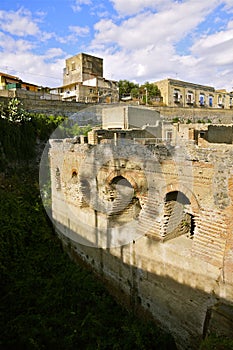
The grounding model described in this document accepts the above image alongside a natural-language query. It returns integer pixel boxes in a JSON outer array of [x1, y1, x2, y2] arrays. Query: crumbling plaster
[[49, 138, 233, 349]]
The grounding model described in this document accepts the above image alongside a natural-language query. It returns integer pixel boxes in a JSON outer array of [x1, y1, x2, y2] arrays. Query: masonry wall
[[0, 95, 89, 117], [1, 94, 233, 122], [155, 106, 233, 123], [49, 140, 233, 349]]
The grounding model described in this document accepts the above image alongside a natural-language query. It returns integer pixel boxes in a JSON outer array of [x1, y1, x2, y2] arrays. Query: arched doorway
[[108, 175, 142, 224], [162, 191, 196, 241]]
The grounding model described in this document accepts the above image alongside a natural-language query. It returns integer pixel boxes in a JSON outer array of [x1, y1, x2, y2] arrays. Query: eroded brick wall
[[49, 139, 233, 349]]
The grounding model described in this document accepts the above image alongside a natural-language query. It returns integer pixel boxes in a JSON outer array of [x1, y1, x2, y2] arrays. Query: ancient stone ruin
[[45, 107, 233, 349]]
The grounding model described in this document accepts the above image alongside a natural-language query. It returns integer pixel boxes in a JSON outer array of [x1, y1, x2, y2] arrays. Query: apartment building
[[0, 72, 40, 92], [155, 78, 233, 109], [51, 53, 119, 103]]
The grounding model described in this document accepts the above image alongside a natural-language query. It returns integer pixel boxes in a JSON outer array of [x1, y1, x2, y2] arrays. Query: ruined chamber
[[48, 137, 233, 349]]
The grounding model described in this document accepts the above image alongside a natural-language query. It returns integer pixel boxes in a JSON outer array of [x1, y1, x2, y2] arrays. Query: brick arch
[[71, 168, 78, 177], [105, 170, 148, 197], [164, 183, 200, 213]]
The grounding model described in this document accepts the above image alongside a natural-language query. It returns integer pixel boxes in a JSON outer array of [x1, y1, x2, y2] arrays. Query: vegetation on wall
[[1, 98, 231, 349], [0, 100, 176, 349], [0, 168, 176, 349], [0, 98, 65, 169], [55, 119, 92, 139], [200, 335, 233, 349]]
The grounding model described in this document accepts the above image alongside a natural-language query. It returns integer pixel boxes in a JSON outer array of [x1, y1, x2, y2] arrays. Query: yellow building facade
[[155, 78, 233, 109]]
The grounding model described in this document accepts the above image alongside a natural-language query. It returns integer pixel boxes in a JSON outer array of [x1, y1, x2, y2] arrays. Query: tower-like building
[[51, 53, 118, 103], [63, 53, 103, 86]]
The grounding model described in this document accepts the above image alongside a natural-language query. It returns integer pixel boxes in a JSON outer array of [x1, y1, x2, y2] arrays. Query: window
[[209, 96, 213, 107], [71, 62, 76, 70], [186, 91, 194, 104], [200, 131, 205, 138], [173, 89, 181, 103], [166, 131, 173, 141], [86, 61, 93, 69], [199, 93, 205, 106], [218, 95, 223, 106]]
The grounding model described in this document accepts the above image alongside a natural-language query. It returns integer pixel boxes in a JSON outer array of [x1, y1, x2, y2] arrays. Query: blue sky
[[0, 0, 233, 90]]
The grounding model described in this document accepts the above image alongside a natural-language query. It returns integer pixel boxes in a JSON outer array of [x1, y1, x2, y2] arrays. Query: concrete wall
[[208, 125, 233, 144], [128, 106, 160, 128], [102, 106, 127, 129], [63, 53, 103, 86], [102, 106, 160, 129]]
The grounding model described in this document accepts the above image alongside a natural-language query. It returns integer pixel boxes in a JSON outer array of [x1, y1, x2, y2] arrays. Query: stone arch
[[105, 169, 148, 199], [71, 168, 78, 183], [164, 183, 200, 214], [105, 174, 142, 222], [71, 168, 78, 177], [161, 184, 200, 241], [110, 175, 133, 189]]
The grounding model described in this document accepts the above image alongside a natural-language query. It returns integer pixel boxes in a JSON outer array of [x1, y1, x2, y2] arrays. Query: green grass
[[0, 168, 176, 350], [200, 335, 233, 350]]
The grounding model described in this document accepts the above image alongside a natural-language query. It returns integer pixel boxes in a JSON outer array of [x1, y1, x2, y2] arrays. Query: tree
[[0, 98, 31, 123], [139, 82, 161, 104], [118, 80, 139, 98], [118, 80, 161, 104]]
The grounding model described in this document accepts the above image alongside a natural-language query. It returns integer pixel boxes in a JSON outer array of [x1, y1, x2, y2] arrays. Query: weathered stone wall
[[21, 98, 89, 116], [155, 106, 233, 124], [1, 94, 233, 123], [48, 138, 233, 349], [0, 95, 89, 117]]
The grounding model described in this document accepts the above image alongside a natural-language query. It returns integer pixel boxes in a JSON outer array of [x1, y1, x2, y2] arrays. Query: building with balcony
[[154, 78, 233, 109], [0, 72, 40, 92], [50, 53, 119, 103]]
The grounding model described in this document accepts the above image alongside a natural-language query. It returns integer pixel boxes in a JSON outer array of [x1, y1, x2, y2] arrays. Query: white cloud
[[0, 50, 63, 87], [0, 8, 39, 36], [0, 32, 35, 52], [69, 25, 90, 36], [72, 0, 92, 12], [40, 31, 56, 42], [0, 0, 232, 92], [222, 0, 233, 13], [109, 0, 172, 16], [44, 48, 65, 59], [56, 25, 90, 44], [90, 0, 233, 91], [0, 7, 65, 87], [227, 20, 233, 29], [190, 23, 233, 66], [94, 0, 220, 50]]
